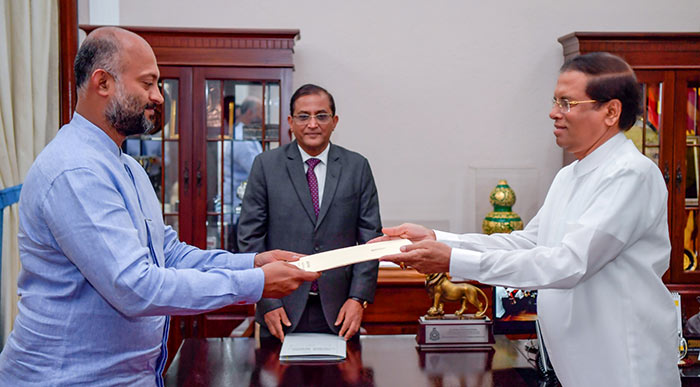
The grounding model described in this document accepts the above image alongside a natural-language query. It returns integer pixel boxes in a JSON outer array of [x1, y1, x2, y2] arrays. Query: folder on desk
[[279, 333, 346, 362]]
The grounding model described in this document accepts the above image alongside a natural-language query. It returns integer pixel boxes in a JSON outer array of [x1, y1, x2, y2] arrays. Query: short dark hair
[[560, 52, 642, 131], [289, 84, 336, 116], [74, 33, 121, 92]]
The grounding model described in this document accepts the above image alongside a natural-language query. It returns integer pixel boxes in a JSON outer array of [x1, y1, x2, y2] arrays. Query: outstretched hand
[[254, 249, 304, 267], [261, 262, 319, 298], [367, 223, 437, 244], [379, 240, 451, 274]]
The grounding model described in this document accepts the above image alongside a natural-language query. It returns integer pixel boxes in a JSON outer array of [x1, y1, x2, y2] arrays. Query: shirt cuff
[[448, 247, 482, 281], [434, 229, 454, 242], [237, 252, 257, 269], [246, 267, 265, 302]]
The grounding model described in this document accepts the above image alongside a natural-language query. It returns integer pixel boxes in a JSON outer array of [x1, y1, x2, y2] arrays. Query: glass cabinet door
[[625, 79, 664, 166], [675, 71, 700, 282], [195, 67, 283, 252]]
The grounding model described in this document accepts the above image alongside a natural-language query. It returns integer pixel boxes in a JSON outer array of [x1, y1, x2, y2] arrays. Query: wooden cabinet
[[80, 25, 299, 367], [558, 32, 700, 329]]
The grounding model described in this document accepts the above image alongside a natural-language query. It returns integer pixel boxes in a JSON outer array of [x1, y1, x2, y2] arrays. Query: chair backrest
[[0, 184, 22, 277]]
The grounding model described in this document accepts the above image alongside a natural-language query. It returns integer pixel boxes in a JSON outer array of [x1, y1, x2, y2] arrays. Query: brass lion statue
[[425, 272, 488, 318]]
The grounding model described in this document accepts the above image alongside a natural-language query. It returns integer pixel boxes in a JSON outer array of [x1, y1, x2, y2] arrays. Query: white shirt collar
[[297, 143, 330, 165], [573, 131, 627, 177]]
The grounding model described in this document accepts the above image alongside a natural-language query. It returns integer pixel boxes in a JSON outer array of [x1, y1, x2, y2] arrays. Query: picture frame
[[492, 286, 537, 334]]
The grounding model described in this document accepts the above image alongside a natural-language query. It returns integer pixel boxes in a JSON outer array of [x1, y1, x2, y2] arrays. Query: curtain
[[0, 0, 59, 346]]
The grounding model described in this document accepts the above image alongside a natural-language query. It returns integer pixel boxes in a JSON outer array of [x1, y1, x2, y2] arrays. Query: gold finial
[[482, 180, 523, 235]]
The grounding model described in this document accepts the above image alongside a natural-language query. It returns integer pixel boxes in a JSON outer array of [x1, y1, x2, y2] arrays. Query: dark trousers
[[294, 294, 333, 334]]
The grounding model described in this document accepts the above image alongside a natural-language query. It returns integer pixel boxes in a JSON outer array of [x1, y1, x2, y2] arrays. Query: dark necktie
[[306, 158, 321, 217], [306, 158, 321, 293]]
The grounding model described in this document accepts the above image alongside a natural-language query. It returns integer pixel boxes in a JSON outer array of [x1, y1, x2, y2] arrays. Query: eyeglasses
[[292, 113, 333, 124], [551, 97, 597, 113]]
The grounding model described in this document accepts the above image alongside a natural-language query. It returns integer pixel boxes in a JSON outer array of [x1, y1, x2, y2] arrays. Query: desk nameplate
[[416, 315, 494, 349]]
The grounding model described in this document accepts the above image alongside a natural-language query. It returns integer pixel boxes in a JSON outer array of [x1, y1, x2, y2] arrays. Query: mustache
[[144, 103, 157, 110]]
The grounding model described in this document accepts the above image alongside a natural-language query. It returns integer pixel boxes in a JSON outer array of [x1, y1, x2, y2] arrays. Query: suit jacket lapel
[[285, 143, 317, 225], [316, 143, 341, 230]]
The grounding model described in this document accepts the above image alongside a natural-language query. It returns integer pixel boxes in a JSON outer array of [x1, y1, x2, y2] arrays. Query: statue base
[[416, 314, 494, 350]]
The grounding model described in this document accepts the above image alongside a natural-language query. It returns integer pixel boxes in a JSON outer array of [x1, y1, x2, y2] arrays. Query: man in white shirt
[[377, 52, 681, 387]]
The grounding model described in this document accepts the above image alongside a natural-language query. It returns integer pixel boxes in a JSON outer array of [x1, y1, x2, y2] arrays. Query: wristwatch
[[349, 296, 368, 309]]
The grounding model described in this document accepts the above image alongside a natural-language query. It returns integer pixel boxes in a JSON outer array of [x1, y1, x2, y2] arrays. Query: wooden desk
[[164, 335, 548, 386]]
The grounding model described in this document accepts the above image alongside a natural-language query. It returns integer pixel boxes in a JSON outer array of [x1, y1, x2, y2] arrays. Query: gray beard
[[105, 90, 154, 137]]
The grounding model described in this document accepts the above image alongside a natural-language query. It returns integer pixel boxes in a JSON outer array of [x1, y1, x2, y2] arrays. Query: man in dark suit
[[238, 84, 381, 341]]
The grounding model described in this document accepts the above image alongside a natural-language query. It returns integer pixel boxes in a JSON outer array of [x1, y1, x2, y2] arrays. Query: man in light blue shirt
[[0, 27, 318, 386]]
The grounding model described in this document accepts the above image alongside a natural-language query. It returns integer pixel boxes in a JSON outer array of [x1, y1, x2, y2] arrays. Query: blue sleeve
[[162, 225, 256, 271], [42, 168, 264, 317]]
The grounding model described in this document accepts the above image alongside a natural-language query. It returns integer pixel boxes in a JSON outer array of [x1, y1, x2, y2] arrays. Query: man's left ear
[[604, 99, 622, 127]]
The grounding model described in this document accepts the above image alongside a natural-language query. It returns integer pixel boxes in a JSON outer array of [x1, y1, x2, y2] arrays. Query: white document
[[291, 239, 411, 272], [279, 333, 347, 362]]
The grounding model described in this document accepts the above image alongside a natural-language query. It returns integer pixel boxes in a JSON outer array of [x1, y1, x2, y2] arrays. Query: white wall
[[97, 0, 700, 233]]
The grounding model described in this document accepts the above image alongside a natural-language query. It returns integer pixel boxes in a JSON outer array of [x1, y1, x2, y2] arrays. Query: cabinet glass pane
[[206, 140, 222, 214], [684, 82, 700, 273], [203, 80, 274, 251], [163, 141, 179, 214], [206, 215, 220, 250], [683, 210, 700, 272], [164, 214, 179, 234], [163, 79, 179, 140], [686, 84, 700, 136], [123, 138, 162, 200], [686, 83, 700, 208], [265, 83, 280, 143], [625, 82, 662, 165], [162, 79, 180, 234], [206, 80, 222, 140]]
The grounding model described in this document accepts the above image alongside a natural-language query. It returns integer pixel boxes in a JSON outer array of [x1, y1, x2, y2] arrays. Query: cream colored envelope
[[291, 239, 412, 272]]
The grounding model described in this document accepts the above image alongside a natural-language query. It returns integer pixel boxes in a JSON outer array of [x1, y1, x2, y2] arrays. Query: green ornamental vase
[[482, 180, 523, 235]]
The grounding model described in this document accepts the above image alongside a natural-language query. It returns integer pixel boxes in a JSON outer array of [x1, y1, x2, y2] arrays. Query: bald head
[[74, 27, 152, 95]]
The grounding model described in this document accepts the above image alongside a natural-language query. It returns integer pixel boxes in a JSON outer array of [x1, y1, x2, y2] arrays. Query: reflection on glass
[[202, 80, 281, 251], [122, 137, 163, 199], [626, 83, 662, 154], [207, 140, 222, 213], [687, 84, 700, 136], [646, 83, 661, 145], [206, 80, 222, 138], [684, 210, 699, 272], [683, 82, 700, 272], [219, 82, 267, 251], [206, 215, 220, 250], [164, 215, 179, 235], [234, 83, 264, 141], [643, 147, 660, 166], [163, 79, 179, 139], [265, 83, 280, 141], [688, 137, 700, 206], [163, 141, 179, 213]]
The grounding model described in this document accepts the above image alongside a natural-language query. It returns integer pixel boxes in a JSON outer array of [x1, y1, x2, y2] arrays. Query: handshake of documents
[[290, 239, 411, 272]]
